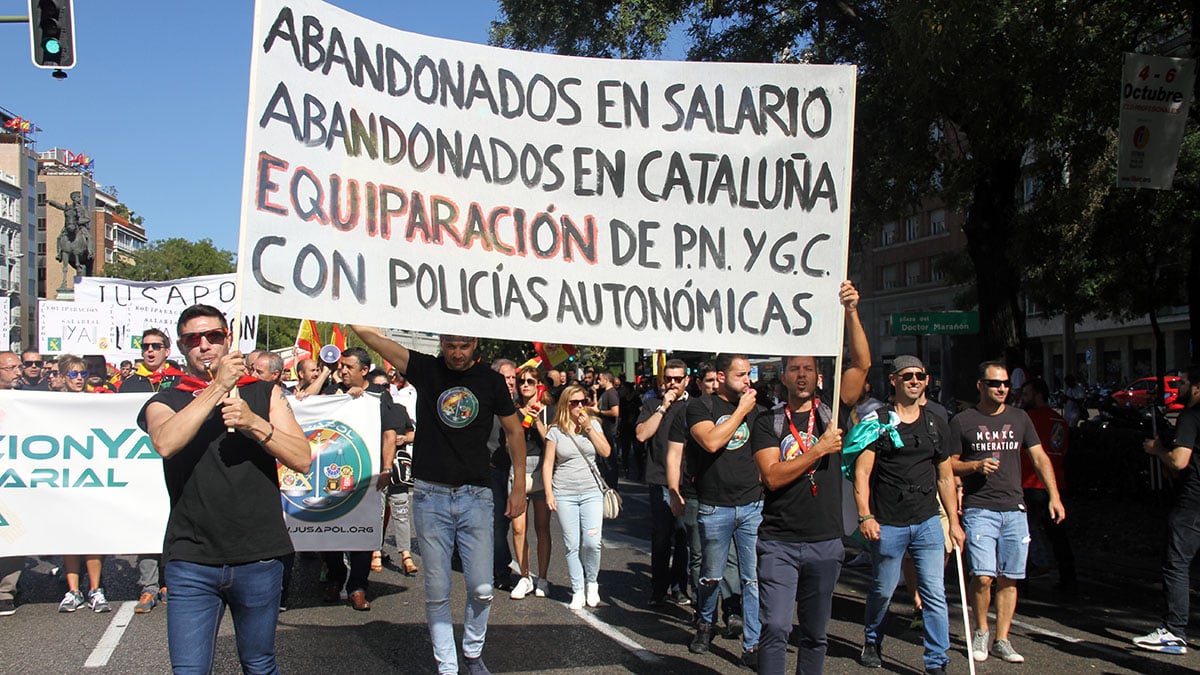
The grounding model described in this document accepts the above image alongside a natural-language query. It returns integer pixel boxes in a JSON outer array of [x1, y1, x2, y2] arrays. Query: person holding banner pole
[[139, 304, 310, 674], [750, 280, 869, 675], [350, 326, 526, 675]]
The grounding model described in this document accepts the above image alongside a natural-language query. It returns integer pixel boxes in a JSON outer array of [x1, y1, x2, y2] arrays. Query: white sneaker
[[510, 576, 534, 600], [568, 591, 586, 609], [971, 629, 990, 662], [991, 639, 1024, 663], [586, 582, 600, 607], [535, 578, 548, 598], [1133, 626, 1188, 655]]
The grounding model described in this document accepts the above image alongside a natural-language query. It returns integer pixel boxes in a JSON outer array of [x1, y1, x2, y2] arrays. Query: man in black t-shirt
[[636, 359, 691, 607], [674, 353, 762, 667], [1135, 365, 1200, 656], [950, 360, 1064, 665], [351, 326, 526, 675], [853, 355, 963, 673], [595, 371, 621, 487], [751, 280, 869, 675], [139, 304, 310, 673]]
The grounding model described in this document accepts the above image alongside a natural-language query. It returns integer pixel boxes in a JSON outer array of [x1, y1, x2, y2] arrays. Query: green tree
[[492, 0, 1193, 358], [103, 238, 234, 281]]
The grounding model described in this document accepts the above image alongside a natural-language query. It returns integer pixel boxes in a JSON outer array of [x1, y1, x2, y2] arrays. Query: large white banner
[[1118, 53, 1196, 190], [0, 390, 383, 556], [236, 0, 856, 355], [0, 391, 165, 555], [282, 393, 383, 551], [46, 274, 260, 361]]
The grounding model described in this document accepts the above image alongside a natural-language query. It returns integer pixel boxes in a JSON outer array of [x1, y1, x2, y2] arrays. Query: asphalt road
[[2, 479, 1198, 674]]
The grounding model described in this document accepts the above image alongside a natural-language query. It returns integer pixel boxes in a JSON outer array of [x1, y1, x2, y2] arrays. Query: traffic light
[[28, 0, 76, 70]]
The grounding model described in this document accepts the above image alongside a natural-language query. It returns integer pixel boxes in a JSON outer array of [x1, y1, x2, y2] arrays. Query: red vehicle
[[1111, 376, 1182, 410]]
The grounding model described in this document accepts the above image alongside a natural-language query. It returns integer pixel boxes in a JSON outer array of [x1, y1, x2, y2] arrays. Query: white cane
[[954, 545, 977, 675]]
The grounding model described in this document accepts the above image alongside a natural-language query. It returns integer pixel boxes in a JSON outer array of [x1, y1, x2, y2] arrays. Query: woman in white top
[[542, 384, 611, 609]]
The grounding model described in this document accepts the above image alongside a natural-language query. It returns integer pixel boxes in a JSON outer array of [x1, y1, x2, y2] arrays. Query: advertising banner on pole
[[1118, 53, 1196, 190], [236, 0, 856, 356]]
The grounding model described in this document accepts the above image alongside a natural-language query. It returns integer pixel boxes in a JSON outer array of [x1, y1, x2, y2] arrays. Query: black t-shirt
[[680, 393, 761, 507], [667, 399, 699, 499], [950, 406, 1042, 511], [752, 404, 845, 543], [867, 408, 951, 526], [1172, 407, 1200, 510], [137, 381, 293, 564], [406, 351, 516, 487], [638, 394, 688, 487], [599, 387, 620, 439], [523, 403, 555, 460]]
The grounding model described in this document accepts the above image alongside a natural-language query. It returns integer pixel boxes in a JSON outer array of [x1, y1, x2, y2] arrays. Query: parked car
[[1111, 376, 1182, 410]]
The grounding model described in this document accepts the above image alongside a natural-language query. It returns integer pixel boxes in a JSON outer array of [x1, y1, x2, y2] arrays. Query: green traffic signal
[[44, 38, 61, 55]]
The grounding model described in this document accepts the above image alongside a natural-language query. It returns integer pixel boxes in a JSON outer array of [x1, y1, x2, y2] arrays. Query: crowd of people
[[0, 287, 1198, 675]]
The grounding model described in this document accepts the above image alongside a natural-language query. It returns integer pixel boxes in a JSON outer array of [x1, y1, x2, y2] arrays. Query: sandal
[[370, 551, 383, 572], [401, 553, 419, 576]]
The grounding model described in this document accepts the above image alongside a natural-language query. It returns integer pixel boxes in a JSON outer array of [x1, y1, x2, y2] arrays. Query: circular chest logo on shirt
[[278, 419, 371, 522], [716, 414, 750, 451], [438, 386, 480, 428], [780, 432, 814, 461], [1049, 421, 1067, 452]]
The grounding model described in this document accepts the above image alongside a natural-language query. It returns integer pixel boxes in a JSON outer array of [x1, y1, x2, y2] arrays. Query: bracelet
[[857, 514, 876, 524], [261, 423, 275, 444], [655, 405, 666, 414], [381, 468, 393, 474]]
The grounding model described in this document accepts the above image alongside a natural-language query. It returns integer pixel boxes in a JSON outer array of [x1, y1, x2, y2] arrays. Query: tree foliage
[[492, 0, 1196, 358], [102, 238, 234, 281]]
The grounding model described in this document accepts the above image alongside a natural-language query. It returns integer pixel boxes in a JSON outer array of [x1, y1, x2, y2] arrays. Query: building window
[[881, 222, 897, 246], [930, 209, 946, 235], [37, 218, 46, 232], [931, 256, 945, 282], [882, 265, 898, 289], [906, 260, 922, 286], [904, 216, 920, 241], [36, 242, 45, 255], [36, 194, 46, 205]]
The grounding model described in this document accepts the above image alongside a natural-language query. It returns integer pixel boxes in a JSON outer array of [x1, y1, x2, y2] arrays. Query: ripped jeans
[[413, 480, 494, 674], [554, 491, 604, 594], [697, 500, 762, 650]]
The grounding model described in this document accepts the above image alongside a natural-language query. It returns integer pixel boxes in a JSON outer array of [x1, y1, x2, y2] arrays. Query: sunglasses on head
[[179, 329, 229, 351], [142, 342, 166, 352], [66, 370, 88, 379], [898, 371, 928, 382], [982, 379, 1011, 389]]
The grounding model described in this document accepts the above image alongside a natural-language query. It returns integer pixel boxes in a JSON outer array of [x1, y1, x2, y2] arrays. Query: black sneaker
[[925, 666, 947, 675], [740, 646, 758, 670], [689, 623, 714, 654], [859, 641, 882, 668], [723, 614, 744, 639], [463, 655, 491, 675], [0, 598, 14, 616]]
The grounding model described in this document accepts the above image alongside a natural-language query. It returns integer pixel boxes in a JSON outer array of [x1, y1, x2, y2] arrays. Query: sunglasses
[[66, 370, 88, 379], [898, 371, 928, 382], [664, 375, 685, 384], [568, 399, 587, 407], [519, 378, 540, 385], [982, 379, 1011, 389], [142, 342, 167, 352], [22, 360, 42, 367], [179, 329, 229, 351]]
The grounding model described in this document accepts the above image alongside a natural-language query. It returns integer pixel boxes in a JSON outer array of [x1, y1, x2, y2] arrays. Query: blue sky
[[0, 0, 526, 253]]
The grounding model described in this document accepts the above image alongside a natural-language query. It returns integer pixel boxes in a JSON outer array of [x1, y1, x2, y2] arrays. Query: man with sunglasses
[[349, 326, 526, 675], [138, 304, 311, 673], [854, 356, 963, 674], [636, 360, 691, 608], [950, 360, 1064, 665], [16, 350, 49, 391], [119, 329, 183, 394]]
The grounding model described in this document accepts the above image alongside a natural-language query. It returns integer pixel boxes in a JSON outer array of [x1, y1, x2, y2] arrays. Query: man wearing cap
[[854, 355, 963, 674], [950, 360, 1064, 664]]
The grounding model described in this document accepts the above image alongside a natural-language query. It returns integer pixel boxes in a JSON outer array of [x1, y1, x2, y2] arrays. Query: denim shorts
[[963, 507, 1029, 579]]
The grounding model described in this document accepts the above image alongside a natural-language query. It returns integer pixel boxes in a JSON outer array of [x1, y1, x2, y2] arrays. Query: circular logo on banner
[[279, 419, 372, 522], [1132, 126, 1150, 149], [716, 414, 750, 450], [438, 386, 480, 428]]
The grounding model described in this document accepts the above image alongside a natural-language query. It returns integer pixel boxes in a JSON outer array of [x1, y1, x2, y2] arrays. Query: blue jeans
[[554, 491, 604, 593], [863, 516, 950, 670], [964, 507, 1029, 579], [758, 538, 842, 675], [697, 500, 762, 650], [413, 480, 494, 674], [1163, 507, 1200, 639], [163, 558, 284, 675]]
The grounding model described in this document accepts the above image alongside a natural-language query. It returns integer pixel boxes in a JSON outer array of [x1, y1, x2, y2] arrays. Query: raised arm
[[349, 325, 411, 374], [839, 280, 870, 406]]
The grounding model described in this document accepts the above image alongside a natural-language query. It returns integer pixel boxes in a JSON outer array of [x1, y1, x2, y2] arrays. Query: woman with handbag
[[509, 366, 556, 599], [543, 384, 612, 609]]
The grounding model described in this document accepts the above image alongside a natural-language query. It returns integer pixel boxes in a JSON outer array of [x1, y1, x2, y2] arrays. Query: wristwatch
[[381, 469, 393, 474], [857, 514, 876, 524]]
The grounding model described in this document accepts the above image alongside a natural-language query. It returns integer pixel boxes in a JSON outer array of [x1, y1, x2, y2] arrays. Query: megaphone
[[319, 344, 342, 365]]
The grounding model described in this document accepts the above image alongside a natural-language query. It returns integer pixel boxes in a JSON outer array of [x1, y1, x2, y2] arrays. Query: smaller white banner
[[1118, 53, 1196, 189]]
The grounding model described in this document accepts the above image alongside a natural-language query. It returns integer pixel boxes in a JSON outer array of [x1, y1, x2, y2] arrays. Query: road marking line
[[1003, 614, 1082, 644], [572, 606, 663, 664], [84, 601, 137, 668]]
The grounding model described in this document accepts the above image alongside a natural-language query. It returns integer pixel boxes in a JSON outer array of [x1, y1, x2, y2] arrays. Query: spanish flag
[[295, 320, 321, 360], [533, 342, 577, 367], [331, 324, 348, 352]]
